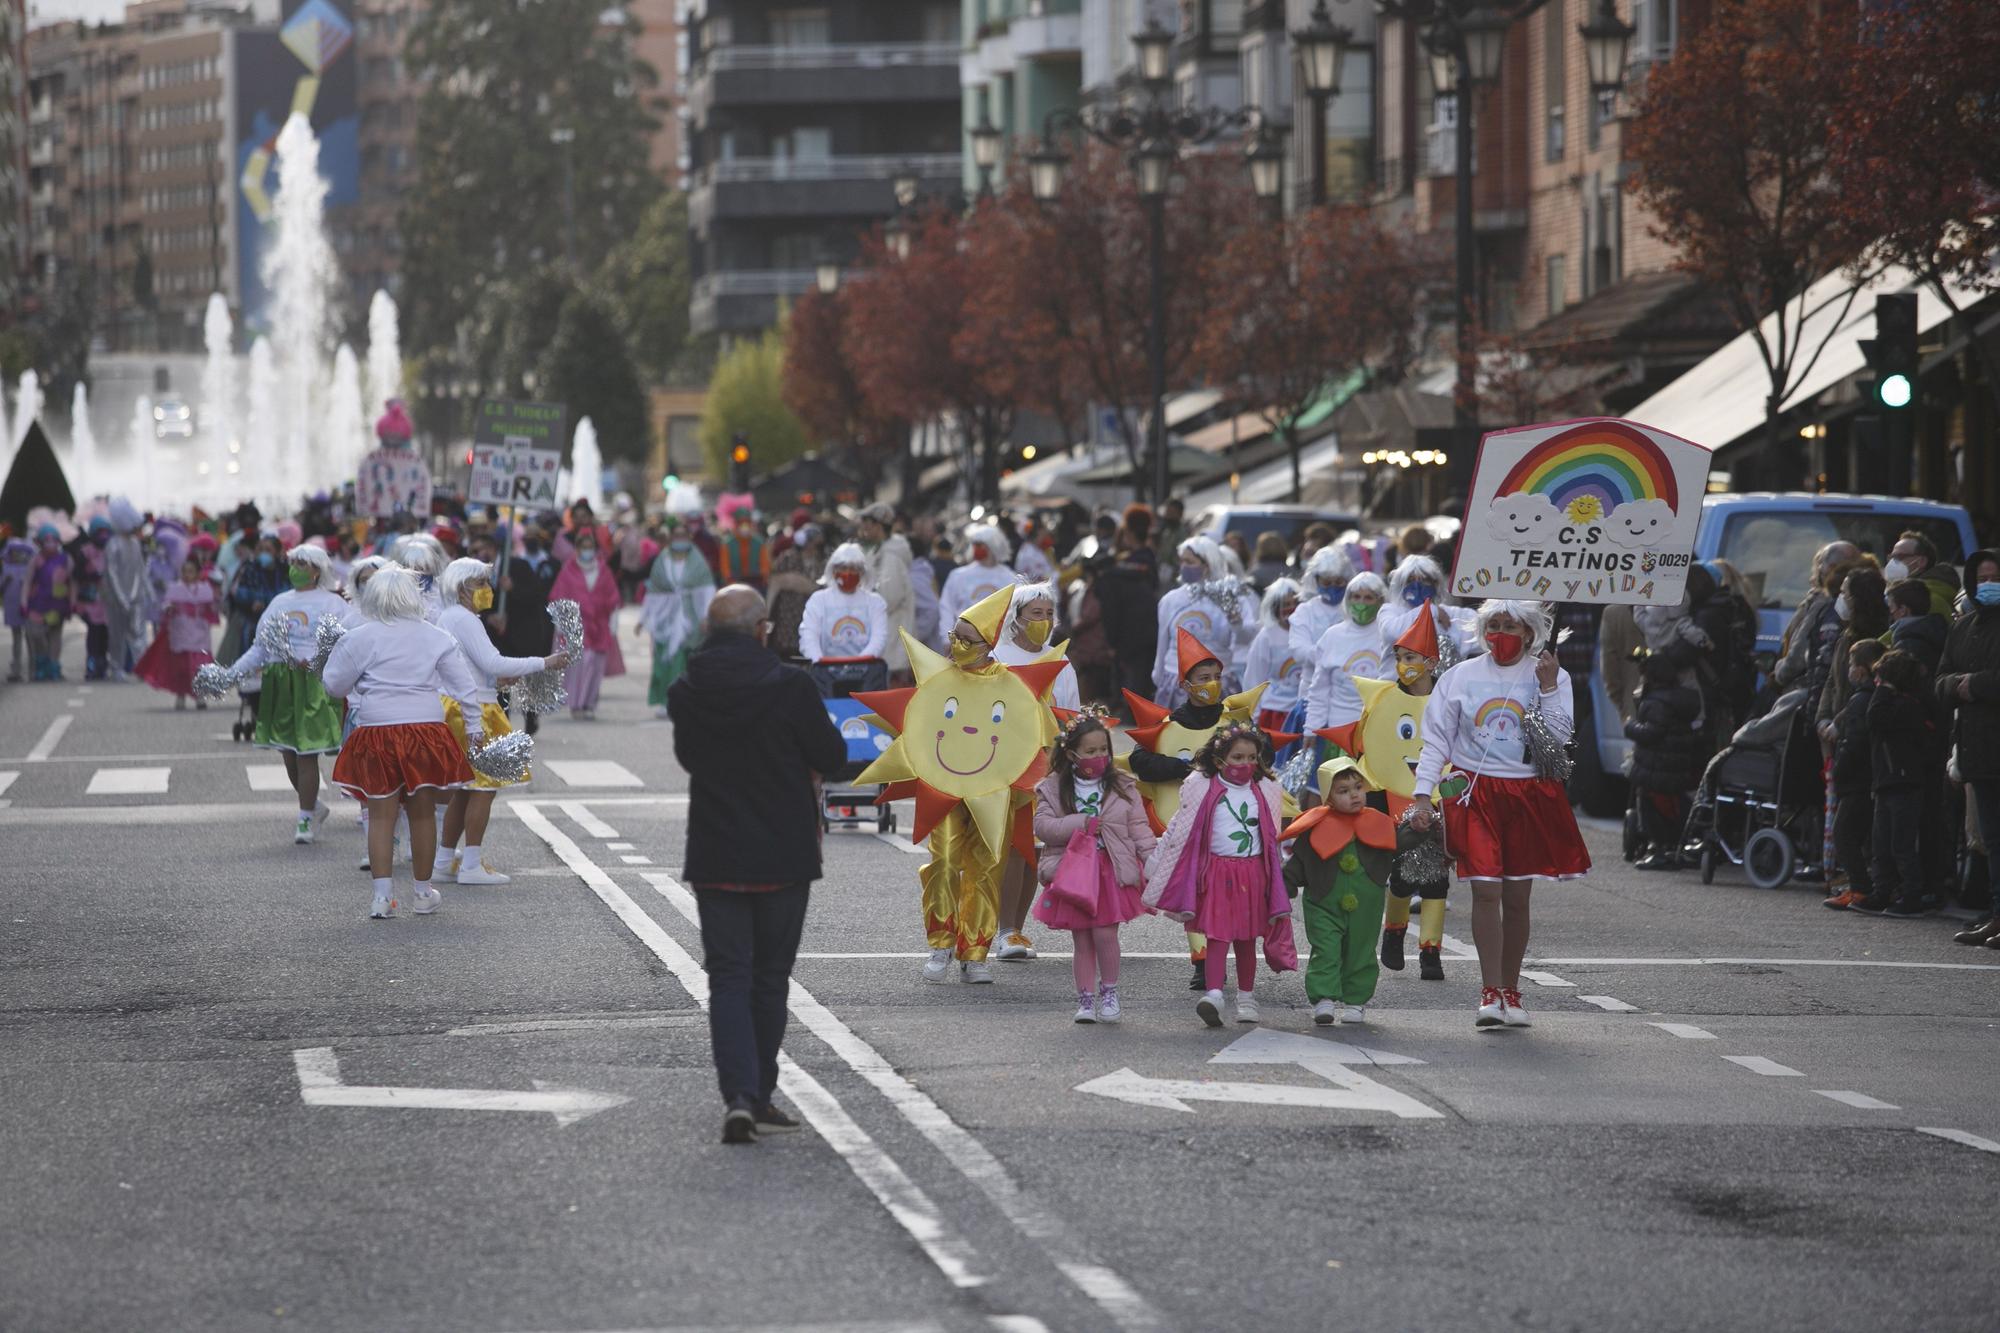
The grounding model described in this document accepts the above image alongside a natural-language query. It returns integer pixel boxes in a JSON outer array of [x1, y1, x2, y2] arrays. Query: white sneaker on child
[[921, 948, 954, 983], [411, 884, 442, 915], [1196, 989, 1226, 1028], [1073, 992, 1096, 1024], [456, 864, 511, 886], [369, 892, 397, 919], [1234, 990, 1260, 1024], [1342, 1005, 1367, 1024], [432, 855, 459, 884], [1095, 986, 1121, 1023], [960, 961, 993, 984], [1313, 999, 1340, 1026], [294, 815, 315, 845]]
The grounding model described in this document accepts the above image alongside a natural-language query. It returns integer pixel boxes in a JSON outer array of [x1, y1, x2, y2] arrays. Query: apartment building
[[959, 0, 1081, 198], [684, 0, 963, 336], [1, 0, 24, 315]]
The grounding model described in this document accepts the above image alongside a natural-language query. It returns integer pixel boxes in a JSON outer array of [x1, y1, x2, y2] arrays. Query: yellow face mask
[[1022, 619, 1053, 648], [1395, 660, 1429, 688], [1186, 678, 1222, 706], [950, 635, 989, 668], [471, 586, 495, 612]]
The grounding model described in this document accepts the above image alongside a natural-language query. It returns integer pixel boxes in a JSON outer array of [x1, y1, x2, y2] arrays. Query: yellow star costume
[[855, 586, 1066, 962]]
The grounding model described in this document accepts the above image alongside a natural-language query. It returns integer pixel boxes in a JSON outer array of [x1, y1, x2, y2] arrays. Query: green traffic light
[[1879, 373, 1913, 409], [662, 474, 679, 491]]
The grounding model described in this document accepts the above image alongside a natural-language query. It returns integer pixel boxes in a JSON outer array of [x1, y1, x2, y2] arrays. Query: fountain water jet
[[568, 417, 603, 513], [245, 339, 277, 504], [70, 382, 97, 495], [129, 394, 155, 510], [15, 369, 42, 447], [264, 113, 338, 502], [366, 290, 402, 416], [327, 345, 367, 486], [200, 293, 238, 507]]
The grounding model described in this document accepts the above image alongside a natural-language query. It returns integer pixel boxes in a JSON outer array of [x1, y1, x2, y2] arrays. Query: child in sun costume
[[1282, 755, 1396, 1025], [854, 584, 1069, 985]]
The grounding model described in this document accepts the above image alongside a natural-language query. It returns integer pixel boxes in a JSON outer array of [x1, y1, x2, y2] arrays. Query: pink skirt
[[1195, 854, 1276, 943], [1032, 848, 1146, 933]]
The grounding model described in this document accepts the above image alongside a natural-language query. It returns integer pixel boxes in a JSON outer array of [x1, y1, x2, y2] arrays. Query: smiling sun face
[[1319, 676, 1448, 813]]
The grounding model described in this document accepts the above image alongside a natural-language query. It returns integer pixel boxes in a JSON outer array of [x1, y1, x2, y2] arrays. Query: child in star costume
[[1369, 607, 1453, 981], [1143, 721, 1294, 1028], [1033, 707, 1155, 1024], [1282, 755, 1396, 1025]]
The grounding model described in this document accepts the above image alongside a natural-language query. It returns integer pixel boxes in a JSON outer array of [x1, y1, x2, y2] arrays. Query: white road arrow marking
[[291, 1047, 628, 1127], [1075, 1030, 1443, 1119]]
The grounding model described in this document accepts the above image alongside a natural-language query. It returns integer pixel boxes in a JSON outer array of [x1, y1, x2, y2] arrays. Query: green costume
[[1283, 804, 1396, 1006], [642, 544, 714, 708]]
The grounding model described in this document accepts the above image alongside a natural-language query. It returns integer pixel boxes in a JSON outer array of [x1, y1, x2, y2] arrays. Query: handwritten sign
[[356, 447, 432, 519], [469, 399, 567, 511]]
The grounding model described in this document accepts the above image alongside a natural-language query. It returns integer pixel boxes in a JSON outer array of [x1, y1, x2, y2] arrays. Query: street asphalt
[[3, 612, 1997, 1333]]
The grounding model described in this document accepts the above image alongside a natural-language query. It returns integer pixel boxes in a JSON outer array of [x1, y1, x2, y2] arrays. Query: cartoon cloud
[[1605, 497, 1675, 548], [1487, 492, 1561, 546]]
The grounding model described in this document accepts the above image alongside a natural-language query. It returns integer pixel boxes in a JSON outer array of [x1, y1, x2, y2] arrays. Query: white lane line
[[632, 870, 1164, 1331], [1523, 956, 2000, 971], [541, 759, 645, 788], [606, 841, 636, 851], [990, 1318, 1053, 1333], [512, 794, 688, 808], [446, 1015, 699, 1037], [1815, 1090, 1899, 1110], [1648, 1022, 1717, 1040], [512, 803, 988, 1293], [65, 698, 84, 708], [558, 800, 620, 840], [1520, 970, 1575, 988], [24, 715, 72, 761], [874, 831, 929, 856], [0, 801, 298, 826], [1436, 932, 1480, 961], [246, 765, 294, 792], [1722, 1055, 1802, 1077], [1576, 995, 1638, 1012], [619, 854, 653, 865], [76, 685, 93, 694], [1917, 1127, 2000, 1154], [84, 766, 171, 796], [0, 772, 18, 798]]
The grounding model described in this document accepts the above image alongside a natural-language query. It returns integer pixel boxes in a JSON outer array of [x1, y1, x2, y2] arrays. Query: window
[[769, 7, 831, 47], [1546, 253, 1567, 316], [921, 4, 959, 45], [1543, 0, 1566, 162], [773, 126, 831, 162], [1630, 0, 1677, 66], [666, 416, 703, 474]]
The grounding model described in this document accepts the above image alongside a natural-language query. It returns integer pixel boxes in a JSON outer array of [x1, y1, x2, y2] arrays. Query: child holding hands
[[1283, 756, 1396, 1025]]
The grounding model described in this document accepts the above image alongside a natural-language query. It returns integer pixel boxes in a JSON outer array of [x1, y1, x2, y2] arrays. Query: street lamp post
[[1291, 1, 1352, 206], [1029, 19, 1286, 508], [970, 113, 1005, 198]]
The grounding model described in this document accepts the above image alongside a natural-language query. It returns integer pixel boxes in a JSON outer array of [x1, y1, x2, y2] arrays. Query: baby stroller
[[1681, 688, 1822, 889], [811, 657, 896, 834]]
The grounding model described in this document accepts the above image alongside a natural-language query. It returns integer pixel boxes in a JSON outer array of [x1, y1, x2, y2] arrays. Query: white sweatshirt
[[938, 561, 1019, 636], [233, 589, 353, 673], [437, 604, 548, 704], [1243, 622, 1304, 715], [798, 586, 890, 662], [1303, 616, 1389, 731], [1413, 653, 1574, 796], [991, 636, 1080, 711], [323, 617, 485, 732], [1288, 595, 1347, 700], [1150, 584, 1246, 700]]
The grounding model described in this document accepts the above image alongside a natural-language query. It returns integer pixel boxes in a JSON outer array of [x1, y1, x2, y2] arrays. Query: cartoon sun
[[853, 631, 1068, 859], [1317, 676, 1449, 817], [1564, 493, 1606, 525], [1120, 683, 1299, 831]]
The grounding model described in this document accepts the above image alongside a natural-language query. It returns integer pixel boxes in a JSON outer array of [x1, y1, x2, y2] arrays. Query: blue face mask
[[669, 539, 692, 554], [1976, 582, 2000, 607], [256, 552, 275, 568], [1179, 564, 1204, 585], [1402, 583, 1434, 607], [1319, 584, 1346, 606]]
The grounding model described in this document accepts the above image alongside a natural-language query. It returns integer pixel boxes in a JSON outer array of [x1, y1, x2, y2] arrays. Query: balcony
[[690, 269, 820, 335], [688, 152, 961, 229], [687, 43, 959, 118]]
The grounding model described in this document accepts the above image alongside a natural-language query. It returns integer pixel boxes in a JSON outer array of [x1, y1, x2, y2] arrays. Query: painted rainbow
[[1494, 421, 1679, 513], [1473, 697, 1524, 727]]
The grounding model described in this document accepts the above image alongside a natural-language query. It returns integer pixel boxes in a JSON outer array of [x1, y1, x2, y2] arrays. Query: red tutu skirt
[[1195, 854, 1277, 943], [1032, 848, 1147, 933], [1441, 773, 1591, 882], [133, 634, 209, 697], [331, 722, 473, 800]]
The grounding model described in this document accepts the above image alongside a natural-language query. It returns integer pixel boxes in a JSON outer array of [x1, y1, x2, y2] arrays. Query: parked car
[[1573, 491, 1977, 818], [153, 398, 195, 441], [1188, 503, 1362, 554]]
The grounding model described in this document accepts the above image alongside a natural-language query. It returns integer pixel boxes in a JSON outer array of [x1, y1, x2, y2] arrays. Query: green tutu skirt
[[648, 639, 693, 708], [255, 663, 343, 755]]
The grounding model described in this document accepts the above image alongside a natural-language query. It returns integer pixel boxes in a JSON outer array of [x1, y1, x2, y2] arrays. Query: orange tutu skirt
[[331, 721, 473, 800]]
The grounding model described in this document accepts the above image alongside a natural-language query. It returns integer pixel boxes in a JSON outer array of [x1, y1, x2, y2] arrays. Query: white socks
[[372, 876, 392, 898], [461, 845, 483, 872]]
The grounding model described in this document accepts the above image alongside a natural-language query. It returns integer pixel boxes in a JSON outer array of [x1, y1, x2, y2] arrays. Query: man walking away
[[668, 585, 847, 1144]]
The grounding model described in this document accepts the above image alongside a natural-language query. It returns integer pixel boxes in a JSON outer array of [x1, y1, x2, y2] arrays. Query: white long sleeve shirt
[[1287, 595, 1347, 701], [1413, 654, 1574, 796], [991, 636, 1081, 711], [938, 561, 1019, 637], [1244, 623, 1304, 715], [322, 617, 484, 731], [233, 589, 352, 673], [437, 604, 547, 704], [798, 586, 891, 662], [1303, 617, 1389, 731], [1150, 585, 1246, 700]]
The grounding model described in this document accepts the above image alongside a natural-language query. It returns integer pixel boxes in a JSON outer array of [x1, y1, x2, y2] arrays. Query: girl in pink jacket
[[1033, 708, 1156, 1024]]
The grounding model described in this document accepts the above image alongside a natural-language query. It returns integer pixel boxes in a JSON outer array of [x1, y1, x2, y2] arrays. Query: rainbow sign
[[1494, 420, 1679, 514], [1473, 697, 1525, 730]]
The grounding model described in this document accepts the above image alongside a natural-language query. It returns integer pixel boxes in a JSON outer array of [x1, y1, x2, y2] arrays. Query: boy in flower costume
[[1282, 755, 1396, 1026]]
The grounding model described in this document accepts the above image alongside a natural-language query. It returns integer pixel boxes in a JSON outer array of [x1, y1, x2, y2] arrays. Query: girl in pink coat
[[1143, 722, 1292, 1028], [1033, 708, 1157, 1024]]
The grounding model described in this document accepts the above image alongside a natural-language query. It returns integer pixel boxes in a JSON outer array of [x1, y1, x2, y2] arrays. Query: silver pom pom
[[1522, 702, 1574, 784], [1277, 744, 1320, 798], [256, 612, 292, 664], [468, 729, 534, 783], [1436, 615, 1462, 672], [192, 661, 240, 700], [1394, 804, 1451, 888], [548, 598, 584, 652], [511, 667, 568, 714], [309, 613, 347, 674]]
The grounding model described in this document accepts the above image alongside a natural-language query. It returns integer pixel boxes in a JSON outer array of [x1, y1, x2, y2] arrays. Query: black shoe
[[1381, 927, 1407, 972], [1954, 918, 1999, 944], [1635, 852, 1678, 871], [1189, 960, 1206, 991], [721, 1106, 758, 1145], [1885, 898, 1925, 917], [1851, 895, 1892, 915], [753, 1104, 801, 1134], [1418, 945, 1445, 981], [524, 711, 540, 736]]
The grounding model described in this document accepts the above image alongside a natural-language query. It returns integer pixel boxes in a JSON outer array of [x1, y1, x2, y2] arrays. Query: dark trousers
[[1869, 786, 1923, 903], [1633, 785, 1687, 850], [1919, 766, 1952, 904], [1832, 791, 1873, 897], [694, 883, 810, 1110], [1967, 780, 2000, 909]]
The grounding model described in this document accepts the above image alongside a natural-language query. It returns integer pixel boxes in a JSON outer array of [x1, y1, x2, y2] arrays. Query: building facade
[[959, 0, 1081, 197], [351, 0, 420, 308], [684, 0, 963, 336]]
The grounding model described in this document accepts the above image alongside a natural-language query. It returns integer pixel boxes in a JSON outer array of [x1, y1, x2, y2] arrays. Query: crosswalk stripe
[[246, 765, 294, 792], [542, 760, 645, 789], [85, 767, 172, 796], [0, 772, 18, 798]]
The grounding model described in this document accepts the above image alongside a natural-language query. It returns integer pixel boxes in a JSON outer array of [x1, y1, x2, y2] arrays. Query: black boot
[[1418, 945, 1445, 980], [1381, 926, 1407, 972], [1189, 959, 1206, 991]]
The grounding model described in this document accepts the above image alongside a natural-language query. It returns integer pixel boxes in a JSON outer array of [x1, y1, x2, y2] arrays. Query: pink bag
[[1263, 913, 1299, 973], [1045, 828, 1103, 916]]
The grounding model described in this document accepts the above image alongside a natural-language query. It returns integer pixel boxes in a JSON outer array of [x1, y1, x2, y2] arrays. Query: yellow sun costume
[[855, 586, 1067, 962]]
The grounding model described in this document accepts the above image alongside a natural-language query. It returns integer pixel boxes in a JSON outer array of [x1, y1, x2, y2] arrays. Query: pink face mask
[[1222, 761, 1257, 786], [1073, 754, 1110, 780]]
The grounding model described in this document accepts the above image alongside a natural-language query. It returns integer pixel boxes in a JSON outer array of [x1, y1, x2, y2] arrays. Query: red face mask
[[834, 570, 861, 593], [1485, 631, 1525, 665], [971, 544, 991, 562]]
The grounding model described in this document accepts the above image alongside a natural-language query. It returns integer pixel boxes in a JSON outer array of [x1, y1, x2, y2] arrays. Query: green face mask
[[288, 566, 314, 590], [1347, 600, 1380, 626]]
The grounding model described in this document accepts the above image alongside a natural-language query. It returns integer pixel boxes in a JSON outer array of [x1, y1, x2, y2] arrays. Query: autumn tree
[[1196, 206, 1430, 501], [1625, 0, 1864, 475], [699, 323, 810, 480], [782, 287, 905, 481]]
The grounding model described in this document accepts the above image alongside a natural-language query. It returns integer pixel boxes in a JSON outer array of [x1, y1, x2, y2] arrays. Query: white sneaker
[[921, 947, 954, 983], [1313, 999, 1341, 1026], [411, 884, 442, 915], [431, 855, 459, 884], [455, 864, 511, 886], [1235, 990, 1260, 1024], [960, 961, 994, 984], [1073, 992, 1097, 1024], [369, 892, 397, 919], [294, 815, 315, 845], [1477, 987, 1507, 1029], [1342, 1005, 1367, 1024], [1501, 988, 1531, 1027], [1095, 986, 1121, 1023], [356, 849, 373, 871], [1196, 989, 1226, 1028], [653, 705, 669, 719], [993, 932, 1036, 961]]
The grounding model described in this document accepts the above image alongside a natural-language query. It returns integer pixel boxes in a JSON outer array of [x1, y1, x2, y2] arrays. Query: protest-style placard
[[468, 400, 567, 510], [1449, 417, 1713, 607], [356, 447, 432, 519]]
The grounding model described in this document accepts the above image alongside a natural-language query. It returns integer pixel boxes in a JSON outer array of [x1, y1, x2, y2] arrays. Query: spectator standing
[[858, 503, 917, 675], [1886, 580, 1947, 676], [1249, 532, 1290, 593], [494, 525, 557, 735], [1623, 653, 1705, 869], [1884, 530, 1959, 618], [1774, 541, 1860, 690], [1857, 648, 1937, 916], [1940, 548, 2000, 945], [1815, 567, 1889, 753], [1824, 639, 1886, 910], [1152, 498, 1189, 575], [668, 586, 848, 1144]]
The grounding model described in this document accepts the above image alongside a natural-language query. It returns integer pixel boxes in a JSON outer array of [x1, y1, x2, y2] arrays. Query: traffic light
[[728, 433, 752, 491], [1858, 292, 1918, 411]]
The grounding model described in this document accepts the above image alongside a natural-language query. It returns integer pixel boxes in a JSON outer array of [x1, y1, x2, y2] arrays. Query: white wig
[[1388, 554, 1444, 597], [1303, 543, 1356, 591], [286, 542, 338, 590], [1175, 534, 1225, 577], [1475, 599, 1555, 653], [398, 533, 448, 578], [360, 565, 427, 623], [820, 541, 869, 588], [1347, 571, 1388, 603], [963, 523, 1006, 559], [438, 556, 493, 608], [999, 580, 1058, 647], [1260, 577, 1302, 629], [346, 554, 389, 594]]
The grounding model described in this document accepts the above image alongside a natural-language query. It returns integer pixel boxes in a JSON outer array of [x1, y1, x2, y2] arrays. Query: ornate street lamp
[[816, 262, 841, 295], [1132, 18, 1174, 88], [970, 112, 1004, 196], [1292, 0, 1353, 205], [892, 168, 921, 210], [1580, 0, 1637, 94], [1028, 143, 1068, 202], [1246, 126, 1287, 205], [1459, 7, 1511, 85]]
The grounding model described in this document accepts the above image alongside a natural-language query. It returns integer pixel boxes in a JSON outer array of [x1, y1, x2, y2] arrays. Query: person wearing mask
[[1013, 517, 1056, 583], [1098, 509, 1161, 705], [1855, 648, 1939, 917], [1774, 541, 1860, 690], [1815, 567, 1889, 758], [858, 503, 918, 675], [1883, 531, 1959, 618], [1289, 544, 1356, 706], [989, 583, 1084, 964], [1882, 578, 1953, 910], [1150, 535, 1250, 705], [716, 511, 773, 591], [797, 542, 889, 664], [1245, 579, 1305, 734], [1824, 639, 1887, 910], [1302, 572, 1389, 734], [492, 526, 557, 735], [1379, 554, 1462, 662], [938, 523, 1020, 637], [1151, 497, 1189, 574], [1249, 532, 1291, 594], [103, 497, 153, 681], [1885, 579, 1947, 677], [1939, 550, 2000, 946], [548, 529, 626, 720], [74, 516, 113, 679], [642, 518, 716, 715]]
